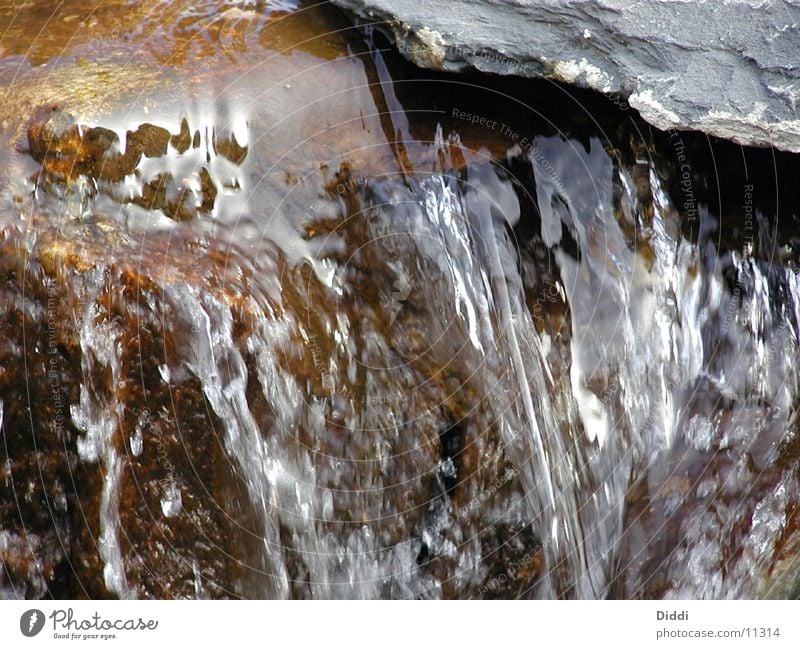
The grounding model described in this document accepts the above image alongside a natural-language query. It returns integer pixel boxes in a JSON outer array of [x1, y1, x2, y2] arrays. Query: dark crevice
[[438, 420, 464, 496]]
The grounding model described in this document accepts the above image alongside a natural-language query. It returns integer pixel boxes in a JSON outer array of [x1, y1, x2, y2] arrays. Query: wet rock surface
[[0, 205, 545, 598], [25, 108, 227, 221], [332, 0, 800, 153]]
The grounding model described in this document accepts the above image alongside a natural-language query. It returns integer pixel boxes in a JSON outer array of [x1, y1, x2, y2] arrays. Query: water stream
[[1, 0, 799, 599]]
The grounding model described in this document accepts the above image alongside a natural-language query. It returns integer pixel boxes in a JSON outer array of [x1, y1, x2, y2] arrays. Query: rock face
[[331, 0, 800, 152]]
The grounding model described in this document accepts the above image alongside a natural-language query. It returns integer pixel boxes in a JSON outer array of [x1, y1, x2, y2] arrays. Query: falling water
[[1, 0, 799, 600]]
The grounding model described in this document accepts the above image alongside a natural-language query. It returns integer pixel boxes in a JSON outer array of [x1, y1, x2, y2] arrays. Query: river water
[[1, 0, 799, 599]]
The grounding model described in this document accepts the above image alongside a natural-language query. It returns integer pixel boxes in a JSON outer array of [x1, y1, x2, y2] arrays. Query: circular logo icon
[[20, 609, 45, 637]]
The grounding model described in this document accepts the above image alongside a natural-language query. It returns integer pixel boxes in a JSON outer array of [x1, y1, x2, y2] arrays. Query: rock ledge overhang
[[332, 0, 800, 152]]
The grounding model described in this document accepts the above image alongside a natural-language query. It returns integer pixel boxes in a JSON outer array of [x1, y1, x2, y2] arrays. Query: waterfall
[[1, 0, 798, 600]]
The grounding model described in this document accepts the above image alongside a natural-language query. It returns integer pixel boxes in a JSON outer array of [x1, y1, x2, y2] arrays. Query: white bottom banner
[[0, 600, 797, 648]]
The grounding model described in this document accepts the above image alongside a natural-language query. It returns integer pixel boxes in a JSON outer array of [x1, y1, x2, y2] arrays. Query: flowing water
[[1, 0, 800, 599]]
